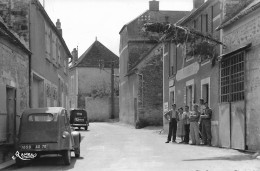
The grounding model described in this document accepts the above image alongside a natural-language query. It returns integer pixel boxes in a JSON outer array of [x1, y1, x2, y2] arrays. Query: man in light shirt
[[164, 104, 179, 143]]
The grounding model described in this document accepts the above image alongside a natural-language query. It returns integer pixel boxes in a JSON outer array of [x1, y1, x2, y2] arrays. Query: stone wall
[[0, 37, 29, 142], [119, 42, 155, 125], [77, 67, 119, 120], [128, 44, 152, 69], [138, 53, 163, 126], [0, 0, 30, 47], [223, 0, 254, 21]]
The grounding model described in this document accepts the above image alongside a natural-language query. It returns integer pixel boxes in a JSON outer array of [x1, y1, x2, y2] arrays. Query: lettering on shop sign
[[176, 62, 199, 81]]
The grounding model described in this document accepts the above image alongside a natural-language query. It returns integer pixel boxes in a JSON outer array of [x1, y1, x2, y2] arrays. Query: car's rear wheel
[[62, 150, 71, 165], [75, 146, 80, 158], [85, 126, 88, 130]]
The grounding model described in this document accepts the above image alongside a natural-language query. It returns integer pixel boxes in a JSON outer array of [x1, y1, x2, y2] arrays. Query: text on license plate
[[75, 118, 84, 122], [20, 144, 47, 150]]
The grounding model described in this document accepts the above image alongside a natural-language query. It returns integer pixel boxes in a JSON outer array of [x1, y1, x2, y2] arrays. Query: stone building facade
[[0, 0, 71, 109], [119, 0, 189, 126], [69, 40, 119, 121], [126, 44, 164, 127], [217, 0, 260, 151], [0, 19, 30, 145], [163, 0, 222, 146]]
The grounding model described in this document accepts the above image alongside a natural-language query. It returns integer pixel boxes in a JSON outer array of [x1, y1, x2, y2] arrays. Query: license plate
[[20, 144, 47, 150], [75, 118, 84, 122], [34, 144, 47, 149]]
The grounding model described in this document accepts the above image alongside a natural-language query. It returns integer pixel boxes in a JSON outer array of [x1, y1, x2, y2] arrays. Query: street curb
[[0, 160, 15, 170]]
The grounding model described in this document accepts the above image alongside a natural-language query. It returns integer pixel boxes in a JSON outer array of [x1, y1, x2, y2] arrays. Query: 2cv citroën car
[[15, 107, 81, 166]]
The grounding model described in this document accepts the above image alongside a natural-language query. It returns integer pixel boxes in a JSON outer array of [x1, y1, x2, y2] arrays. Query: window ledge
[[46, 56, 52, 63], [53, 62, 59, 68], [200, 59, 211, 66], [185, 56, 194, 62], [168, 75, 175, 79]]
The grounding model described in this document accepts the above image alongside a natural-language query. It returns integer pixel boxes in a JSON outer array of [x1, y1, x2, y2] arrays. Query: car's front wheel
[[62, 150, 71, 165], [85, 126, 88, 130]]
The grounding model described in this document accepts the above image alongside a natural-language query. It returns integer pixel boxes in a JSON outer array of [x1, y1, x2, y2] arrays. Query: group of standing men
[[164, 99, 212, 146]]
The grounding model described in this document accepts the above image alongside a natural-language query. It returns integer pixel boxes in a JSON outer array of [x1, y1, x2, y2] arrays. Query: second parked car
[[70, 108, 89, 130]]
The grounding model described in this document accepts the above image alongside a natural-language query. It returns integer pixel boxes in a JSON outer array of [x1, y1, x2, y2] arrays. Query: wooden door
[[32, 79, 39, 108], [231, 101, 245, 149], [219, 51, 246, 150], [6, 87, 16, 144]]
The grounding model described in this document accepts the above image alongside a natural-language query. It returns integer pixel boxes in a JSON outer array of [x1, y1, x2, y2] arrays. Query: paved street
[[5, 122, 260, 171]]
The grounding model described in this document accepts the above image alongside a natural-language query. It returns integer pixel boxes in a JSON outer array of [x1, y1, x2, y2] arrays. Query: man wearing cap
[[200, 101, 212, 146], [164, 104, 179, 143]]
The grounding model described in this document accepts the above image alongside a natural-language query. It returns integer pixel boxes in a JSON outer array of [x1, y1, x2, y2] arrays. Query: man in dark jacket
[[164, 104, 179, 143], [200, 101, 212, 146]]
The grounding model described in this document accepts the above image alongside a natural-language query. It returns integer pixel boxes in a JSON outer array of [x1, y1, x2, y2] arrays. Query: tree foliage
[[141, 22, 223, 64]]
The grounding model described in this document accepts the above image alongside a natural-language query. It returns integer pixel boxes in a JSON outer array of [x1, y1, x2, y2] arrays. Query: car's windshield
[[28, 113, 58, 122]]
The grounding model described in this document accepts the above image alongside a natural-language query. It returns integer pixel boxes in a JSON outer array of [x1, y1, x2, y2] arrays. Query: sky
[[40, 0, 193, 57]]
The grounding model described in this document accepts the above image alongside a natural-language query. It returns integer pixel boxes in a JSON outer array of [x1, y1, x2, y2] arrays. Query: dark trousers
[[167, 118, 177, 142], [199, 122, 202, 139], [184, 124, 190, 143], [201, 120, 211, 145]]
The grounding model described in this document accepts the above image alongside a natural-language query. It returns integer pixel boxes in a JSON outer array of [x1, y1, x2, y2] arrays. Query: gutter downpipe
[[28, 1, 32, 108], [135, 71, 144, 108]]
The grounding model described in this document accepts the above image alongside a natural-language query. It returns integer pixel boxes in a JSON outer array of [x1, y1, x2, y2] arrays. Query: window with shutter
[[57, 41, 61, 65], [45, 22, 51, 60], [64, 60, 67, 74], [52, 35, 57, 63]]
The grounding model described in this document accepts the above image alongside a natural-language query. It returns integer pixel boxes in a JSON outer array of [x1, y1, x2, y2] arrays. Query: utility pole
[[110, 61, 115, 119]]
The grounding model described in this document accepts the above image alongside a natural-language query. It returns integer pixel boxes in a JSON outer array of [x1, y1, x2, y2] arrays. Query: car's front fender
[[60, 131, 71, 150], [71, 131, 81, 149]]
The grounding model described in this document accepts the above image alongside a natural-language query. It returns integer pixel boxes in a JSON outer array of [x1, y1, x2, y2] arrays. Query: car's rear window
[[28, 113, 57, 122], [76, 112, 83, 116], [72, 111, 86, 116]]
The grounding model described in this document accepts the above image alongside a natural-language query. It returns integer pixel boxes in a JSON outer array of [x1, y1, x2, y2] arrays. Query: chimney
[[149, 0, 159, 11], [193, 0, 205, 9], [56, 19, 62, 36], [71, 48, 78, 64], [165, 16, 169, 23]]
